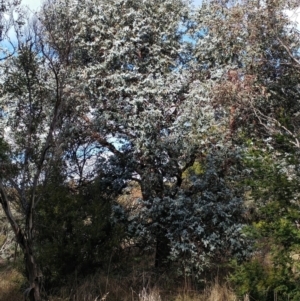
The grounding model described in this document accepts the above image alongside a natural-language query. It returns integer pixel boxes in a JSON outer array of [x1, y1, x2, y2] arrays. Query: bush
[[35, 178, 125, 289], [230, 147, 300, 301]]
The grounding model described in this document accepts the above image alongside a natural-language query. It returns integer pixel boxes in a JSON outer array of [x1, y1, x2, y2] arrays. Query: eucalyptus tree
[[192, 0, 300, 205], [56, 0, 211, 267], [194, 0, 300, 148], [44, 0, 249, 271], [0, 0, 24, 59], [193, 0, 300, 295], [0, 2, 253, 299], [0, 8, 97, 300]]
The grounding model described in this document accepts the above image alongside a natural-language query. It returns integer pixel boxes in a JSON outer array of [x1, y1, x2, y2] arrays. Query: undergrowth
[[0, 260, 237, 301]]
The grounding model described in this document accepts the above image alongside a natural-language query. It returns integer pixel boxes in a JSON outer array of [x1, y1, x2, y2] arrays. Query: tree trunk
[[24, 242, 42, 301], [0, 183, 42, 301], [15, 228, 42, 301], [155, 233, 170, 269], [140, 171, 171, 269]]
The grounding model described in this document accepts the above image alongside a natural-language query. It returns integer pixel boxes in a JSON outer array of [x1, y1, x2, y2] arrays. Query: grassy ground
[[0, 261, 237, 301], [0, 204, 238, 301], [0, 262, 24, 301]]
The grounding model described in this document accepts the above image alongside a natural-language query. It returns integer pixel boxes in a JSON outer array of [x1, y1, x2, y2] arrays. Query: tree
[[0, 1, 257, 299], [38, 0, 250, 273], [58, 0, 234, 268], [35, 174, 125, 289], [195, 1, 300, 298], [194, 0, 300, 149], [0, 7, 97, 299], [0, 0, 23, 59], [128, 149, 250, 277], [230, 145, 300, 301]]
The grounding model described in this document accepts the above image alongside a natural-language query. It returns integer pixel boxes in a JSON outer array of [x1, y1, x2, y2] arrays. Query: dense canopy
[[0, 0, 300, 300]]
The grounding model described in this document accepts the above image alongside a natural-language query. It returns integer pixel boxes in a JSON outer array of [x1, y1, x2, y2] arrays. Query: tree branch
[[0, 180, 21, 241], [250, 100, 300, 149], [278, 38, 300, 68]]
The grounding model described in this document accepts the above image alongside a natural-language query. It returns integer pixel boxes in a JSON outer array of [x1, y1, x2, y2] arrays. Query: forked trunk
[[24, 242, 42, 301], [15, 227, 42, 301]]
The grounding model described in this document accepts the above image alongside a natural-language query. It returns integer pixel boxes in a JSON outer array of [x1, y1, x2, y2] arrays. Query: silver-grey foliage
[[0, 0, 253, 292]]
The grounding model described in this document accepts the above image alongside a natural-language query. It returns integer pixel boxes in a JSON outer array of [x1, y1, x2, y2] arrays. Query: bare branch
[[0, 180, 21, 238], [250, 100, 300, 149], [278, 38, 300, 68]]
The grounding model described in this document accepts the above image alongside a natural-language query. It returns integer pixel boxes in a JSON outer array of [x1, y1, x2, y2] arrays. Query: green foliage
[[0, 137, 9, 162], [182, 161, 204, 180], [230, 259, 271, 300], [230, 144, 300, 300], [231, 253, 300, 301], [1, 1, 300, 299], [35, 178, 125, 288], [129, 150, 249, 277]]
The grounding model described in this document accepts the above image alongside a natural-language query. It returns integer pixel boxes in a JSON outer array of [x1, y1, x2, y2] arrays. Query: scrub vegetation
[[0, 0, 300, 300]]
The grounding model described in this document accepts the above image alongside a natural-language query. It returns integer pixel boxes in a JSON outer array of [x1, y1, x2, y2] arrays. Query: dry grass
[[0, 257, 238, 301], [173, 281, 237, 301], [46, 272, 238, 301], [204, 281, 237, 301], [0, 263, 24, 301], [48, 272, 140, 301]]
